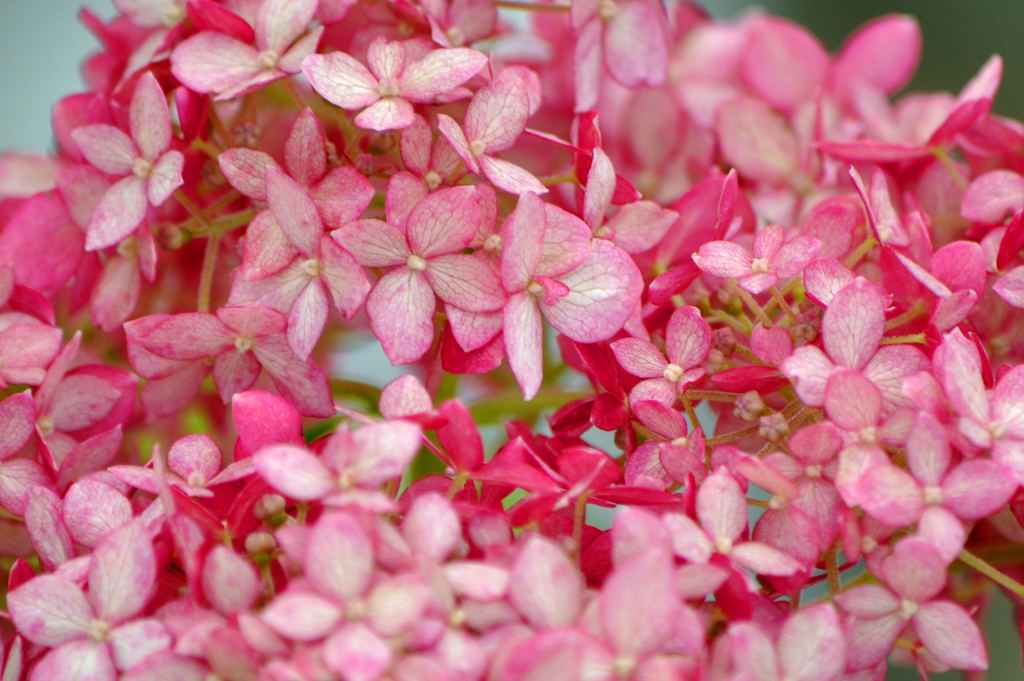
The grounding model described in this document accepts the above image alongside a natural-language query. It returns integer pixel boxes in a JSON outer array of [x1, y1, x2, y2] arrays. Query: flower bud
[[758, 412, 789, 442], [733, 390, 765, 422], [254, 494, 287, 526], [245, 531, 277, 556], [711, 328, 737, 356]]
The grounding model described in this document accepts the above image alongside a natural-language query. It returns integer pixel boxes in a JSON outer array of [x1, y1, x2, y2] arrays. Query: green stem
[[845, 236, 878, 269], [879, 333, 927, 346], [197, 233, 221, 313], [731, 282, 773, 328], [958, 548, 1024, 599], [494, 0, 570, 10]]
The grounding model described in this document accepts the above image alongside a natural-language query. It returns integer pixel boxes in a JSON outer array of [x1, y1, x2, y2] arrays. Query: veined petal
[[354, 97, 416, 131], [611, 339, 667, 379], [692, 240, 753, 278], [426, 254, 505, 312], [89, 521, 156, 624], [332, 219, 410, 267], [855, 463, 924, 527], [732, 541, 803, 575], [480, 156, 547, 195], [399, 48, 487, 101], [306, 512, 374, 602], [286, 280, 329, 360], [301, 52, 380, 109], [509, 536, 583, 629], [147, 151, 184, 206], [603, 0, 668, 88], [171, 32, 262, 95], [408, 186, 482, 258], [697, 469, 747, 544], [500, 191, 546, 292], [464, 71, 529, 153], [129, 73, 172, 161], [7, 575, 90, 647], [913, 601, 987, 671], [266, 167, 323, 256], [255, 0, 317, 53], [71, 125, 137, 176], [85, 177, 148, 251], [365, 268, 436, 365], [822, 279, 886, 371], [241, 211, 298, 280], [320, 236, 370, 318], [219, 148, 278, 200], [504, 292, 543, 400], [253, 444, 335, 500], [134, 313, 234, 360]]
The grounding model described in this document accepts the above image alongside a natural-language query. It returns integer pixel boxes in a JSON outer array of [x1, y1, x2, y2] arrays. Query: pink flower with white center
[[500, 192, 643, 400], [218, 107, 375, 234], [253, 420, 422, 511], [260, 512, 429, 679], [933, 328, 1024, 483], [171, 0, 323, 101], [624, 401, 707, 491], [692, 225, 820, 295], [334, 186, 505, 365], [302, 36, 486, 131], [69, 72, 184, 251], [437, 71, 548, 195], [661, 467, 803, 578], [570, 0, 669, 112], [582, 149, 679, 254], [854, 412, 1018, 562], [726, 604, 847, 681], [110, 434, 254, 499], [229, 167, 370, 360], [611, 305, 711, 408], [836, 538, 987, 672], [130, 305, 334, 417], [782, 277, 929, 413], [8, 521, 171, 681]]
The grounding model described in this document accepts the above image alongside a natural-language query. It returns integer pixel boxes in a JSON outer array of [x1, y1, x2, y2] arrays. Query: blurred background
[[1, 1, 1022, 679]]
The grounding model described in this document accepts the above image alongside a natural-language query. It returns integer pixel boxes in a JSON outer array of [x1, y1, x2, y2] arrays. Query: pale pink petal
[[70, 125, 137, 176], [628, 378, 676, 408], [403, 493, 460, 562], [108, 619, 170, 671], [727, 623, 777, 681], [219, 149, 278, 200], [171, 33, 262, 95], [666, 305, 711, 369], [855, 464, 924, 527], [881, 539, 947, 602], [603, 0, 668, 88], [129, 73, 172, 161], [916, 505, 966, 565], [323, 623, 391, 681], [366, 268, 436, 365], [778, 604, 846, 681], [543, 239, 642, 343], [384, 172, 429, 233], [803, 257, 856, 307], [942, 459, 1018, 519], [135, 312, 234, 360], [333, 219, 410, 267], [253, 444, 334, 500], [306, 512, 374, 602], [598, 549, 679, 659], [913, 601, 987, 670], [692, 240, 753, 279], [961, 170, 1024, 224], [731, 541, 803, 575], [500, 191, 546, 292], [0, 459, 53, 517], [251, 334, 335, 418], [823, 370, 881, 431], [442, 562, 509, 601], [446, 305, 502, 353], [348, 420, 423, 487], [408, 186, 482, 257], [740, 16, 828, 112], [399, 48, 487, 101], [312, 166, 375, 229], [573, 19, 602, 113], [843, 612, 904, 671], [285, 108, 328, 187], [89, 521, 156, 623], [935, 329, 990, 426], [31, 639, 115, 681], [697, 468, 747, 543], [24, 487, 72, 570], [354, 97, 416, 131], [147, 151, 184, 206], [7, 575, 90, 647], [260, 592, 343, 640], [862, 344, 930, 415], [365, 574, 429, 637], [436, 113, 479, 174], [286, 280, 329, 359], [301, 52, 381, 109], [822, 278, 886, 371], [379, 376, 432, 419], [509, 536, 583, 629], [464, 71, 529, 153], [583, 149, 615, 228], [320, 236, 369, 318], [772, 236, 820, 279], [85, 177, 148, 251], [256, 0, 317, 53], [0, 392, 35, 460], [604, 201, 677, 254], [211, 348, 262, 402], [202, 545, 260, 615], [831, 15, 921, 100], [266, 167, 323, 256], [504, 292, 543, 400], [479, 156, 548, 195], [240, 211, 298, 280], [611, 338, 667, 379], [716, 98, 799, 184]]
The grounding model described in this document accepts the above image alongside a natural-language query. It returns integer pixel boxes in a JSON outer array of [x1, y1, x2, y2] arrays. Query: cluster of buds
[[1, 0, 1024, 679]]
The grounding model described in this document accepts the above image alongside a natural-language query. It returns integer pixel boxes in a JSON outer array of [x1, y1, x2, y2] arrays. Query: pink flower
[[8, 521, 170, 680], [437, 71, 547, 194], [335, 186, 504, 365], [611, 306, 710, 408], [302, 36, 487, 131], [130, 305, 334, 417], [500, 192, 642, 399], [782, 278, 929, 413], [111, 434, 254, 498], [171, 0, 323, 100], [692, 225, 820, 294], [836, 538, 987, 671], [726, 604, 847, 681], [69, 72, 184, 251]]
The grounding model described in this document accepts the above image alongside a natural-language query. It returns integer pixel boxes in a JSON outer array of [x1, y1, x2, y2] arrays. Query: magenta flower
[[836, 538, 987, 671], [70, 72, 183, 251], [130, 305, 334, 417], [611, 305, 711, 408], [8, 521, 170, 680], [335, 186, 504, 365], [302, 36, 486, 131], [171, 0, 323, 100], [692, 225, 820, 294], [437, 71, 547, 195], [500, 192, 642, 400]]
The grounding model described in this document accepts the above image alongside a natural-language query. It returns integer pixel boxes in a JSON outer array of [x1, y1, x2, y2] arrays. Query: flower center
[[861, 536, 878, 554], [345, 599, 369, 621], [594, 225, 613, 239], [750, 257, 770, 274], [768, 494, 788, 510], [598, 0, 618, 20], [988, 420, 1008, 440], [445, 26, 465, 46], [36, 415, 55, 437], [338, 468, 357, 491], [132, 157, 153, 179], [378, 78, 401, 98], [714, 536, 733, 555], [163, 3, 185, 27], [424, 170, 442, 190], [612, 655, 636, 679], [923, 486, 944, 505], [407, 254, 427, 271], [483, 234, 502, 252], [301, 258, 321, 278], [187, 471, 206, 488], [117, 236, 138, 260], [805, 464, 823, 479], [663, 363, 684, 383], [899, 599, 919, 620], [448, 608, 467, 628], [235, 336, 253, 353], [87, 619, 111, 643], [468, 139, 486, 159], [527, 281, 545, 296], [257, 50, 279, 69], [859, 426, 878, 445]]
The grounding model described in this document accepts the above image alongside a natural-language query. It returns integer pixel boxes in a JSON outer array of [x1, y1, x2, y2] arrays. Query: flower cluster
[[1, 1, 1024, 679]]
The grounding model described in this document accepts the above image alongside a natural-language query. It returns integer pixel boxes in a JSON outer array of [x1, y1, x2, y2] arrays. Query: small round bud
[[758, 412, 789, 443], [254, 494, 286, 521], [703, 348, 726, 375], [732, 390, 765, 422], [158, 223, 186, 251], [245, 531, 277, 555], [711, 327, 737, 356]]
